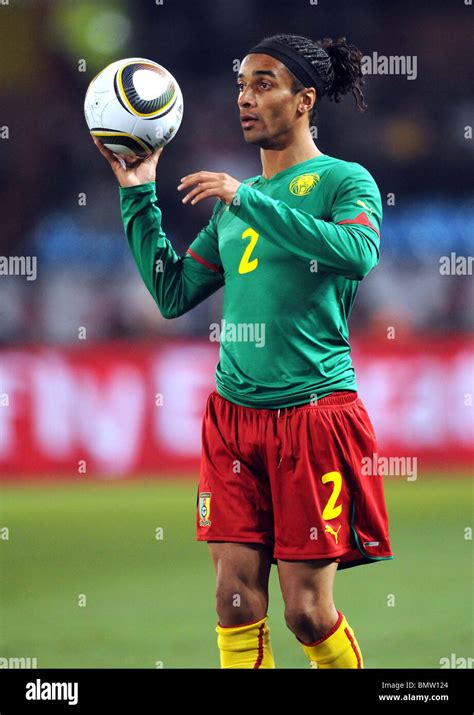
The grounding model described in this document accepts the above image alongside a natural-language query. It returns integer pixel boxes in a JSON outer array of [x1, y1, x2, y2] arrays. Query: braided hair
[[263, 34, 367, 126]]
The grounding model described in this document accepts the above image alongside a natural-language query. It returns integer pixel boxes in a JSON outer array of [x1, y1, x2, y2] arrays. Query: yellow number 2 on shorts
[[321, 470, 343, 520]]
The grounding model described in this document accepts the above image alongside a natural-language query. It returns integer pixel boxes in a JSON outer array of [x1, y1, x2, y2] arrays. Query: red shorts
[[196, 389, 393, 569]]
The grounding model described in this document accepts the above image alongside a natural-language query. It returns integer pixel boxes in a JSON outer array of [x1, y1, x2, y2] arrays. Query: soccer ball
[[84, 57, 183, 158]]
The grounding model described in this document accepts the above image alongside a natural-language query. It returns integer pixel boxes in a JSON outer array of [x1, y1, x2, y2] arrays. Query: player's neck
[[260, 139, 323, 180]]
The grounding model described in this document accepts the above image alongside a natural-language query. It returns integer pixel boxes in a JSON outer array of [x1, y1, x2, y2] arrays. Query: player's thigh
[[208, 542, 273, 593], [277, 557, 338, 611]]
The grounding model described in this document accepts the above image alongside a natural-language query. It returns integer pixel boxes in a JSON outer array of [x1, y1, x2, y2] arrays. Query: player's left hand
[[177, 171, 241, 206]]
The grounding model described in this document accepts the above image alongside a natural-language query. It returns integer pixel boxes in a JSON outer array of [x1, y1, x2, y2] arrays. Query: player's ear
[[298, 87, 316, 115]]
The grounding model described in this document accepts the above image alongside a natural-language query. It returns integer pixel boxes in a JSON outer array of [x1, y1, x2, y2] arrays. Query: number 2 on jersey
[[238, 228, 259, 274]]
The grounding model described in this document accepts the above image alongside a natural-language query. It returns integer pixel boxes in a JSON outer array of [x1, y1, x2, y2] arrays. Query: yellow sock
[[298, 611, 363, 668], [216, 615, 275, 669]]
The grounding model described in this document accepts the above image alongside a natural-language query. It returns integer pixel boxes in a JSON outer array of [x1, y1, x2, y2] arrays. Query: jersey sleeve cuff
[[119, 181, 157, 198]]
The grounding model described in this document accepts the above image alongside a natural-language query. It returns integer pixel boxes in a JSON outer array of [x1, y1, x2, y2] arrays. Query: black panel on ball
[[117, 63, 176, 117]]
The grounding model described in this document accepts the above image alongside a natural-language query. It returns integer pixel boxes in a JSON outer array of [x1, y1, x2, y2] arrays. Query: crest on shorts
[[199, 492, 212, 527]]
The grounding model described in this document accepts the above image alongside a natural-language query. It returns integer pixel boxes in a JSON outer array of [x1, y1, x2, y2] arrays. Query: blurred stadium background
[[0, 0, 472, 668]]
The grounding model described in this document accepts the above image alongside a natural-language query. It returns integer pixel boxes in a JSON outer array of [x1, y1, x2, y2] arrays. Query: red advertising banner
[[0, 337, 472, 478]]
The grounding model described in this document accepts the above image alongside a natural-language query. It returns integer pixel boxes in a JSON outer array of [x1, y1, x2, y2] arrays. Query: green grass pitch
[[0, 475, 471, 668]]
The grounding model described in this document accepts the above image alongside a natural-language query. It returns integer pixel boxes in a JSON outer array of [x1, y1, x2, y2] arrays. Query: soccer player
[[93, 33, 393, 669]]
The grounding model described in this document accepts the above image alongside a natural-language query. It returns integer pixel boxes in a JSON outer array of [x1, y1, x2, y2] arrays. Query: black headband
[[247, 39, 326, 102]]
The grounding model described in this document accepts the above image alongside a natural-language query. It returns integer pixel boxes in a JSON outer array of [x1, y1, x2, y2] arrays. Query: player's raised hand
[[91, 135, 163, 188], [177, 171, 241, 206]]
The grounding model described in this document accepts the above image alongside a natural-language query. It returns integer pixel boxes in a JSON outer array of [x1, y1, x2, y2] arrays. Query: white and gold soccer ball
[[84, 57, 184, 158]]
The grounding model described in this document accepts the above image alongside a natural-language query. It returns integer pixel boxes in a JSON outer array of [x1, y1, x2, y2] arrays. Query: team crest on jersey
[[289, 173, 320, 196], [199, 492, 212, 527]]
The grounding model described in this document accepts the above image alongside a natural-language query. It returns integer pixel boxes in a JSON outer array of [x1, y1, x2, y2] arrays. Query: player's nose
[[238, 86, 256, 108]]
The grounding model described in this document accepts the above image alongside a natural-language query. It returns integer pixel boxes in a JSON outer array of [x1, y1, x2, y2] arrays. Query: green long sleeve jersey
[[119, 154, 382, 408]]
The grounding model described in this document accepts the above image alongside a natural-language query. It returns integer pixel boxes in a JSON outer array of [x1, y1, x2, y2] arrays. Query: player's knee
[[215, 579, 268, 627], [284, 603, 336, 642]]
